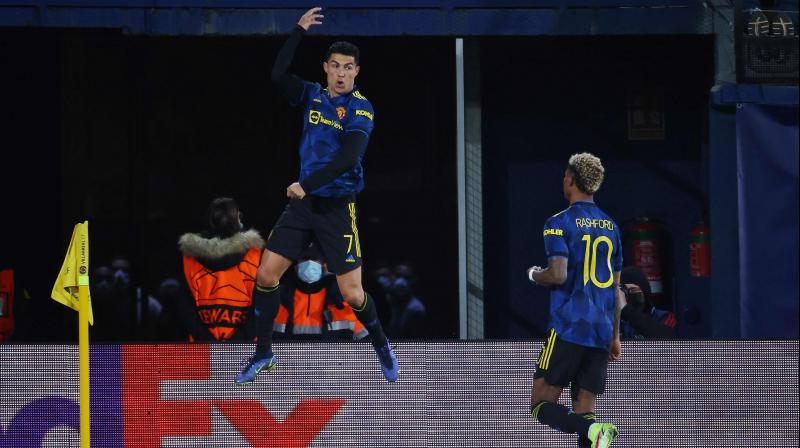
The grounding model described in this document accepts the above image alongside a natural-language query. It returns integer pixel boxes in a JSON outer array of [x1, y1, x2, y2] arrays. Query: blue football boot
[[234, 353, 277, 385], [375, 342, 399, 383]]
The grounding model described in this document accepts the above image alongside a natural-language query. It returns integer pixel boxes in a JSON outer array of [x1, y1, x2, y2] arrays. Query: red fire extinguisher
[[689, 222, 711, 277], [0, 269, 14, 343], [630, 217, 665, 305]]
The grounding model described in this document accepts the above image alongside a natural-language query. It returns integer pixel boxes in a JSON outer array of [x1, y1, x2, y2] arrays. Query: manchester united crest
[[336, 106, 346, 120]]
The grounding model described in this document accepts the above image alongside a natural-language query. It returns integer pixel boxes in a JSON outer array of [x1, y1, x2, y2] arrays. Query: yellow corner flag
[[51, 221, 93, 325], [52, 221, 92, 448]]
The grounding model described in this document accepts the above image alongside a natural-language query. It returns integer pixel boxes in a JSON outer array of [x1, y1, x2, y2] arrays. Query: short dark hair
[[325, 41, 360, 65], [207, 197, 240, 238]]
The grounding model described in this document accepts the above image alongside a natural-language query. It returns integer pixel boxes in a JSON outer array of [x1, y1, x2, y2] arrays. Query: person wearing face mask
[[274, 245, 367, 340], [89, 265, 135, 341], [179, 197, 267, 342], [110, 258, 132, 290], [374, 266, 392, 292], [367, 264, 393, 326], [107, 256, 166, 341], [385, 264, 427, 339], [619, 266, 677, 339]]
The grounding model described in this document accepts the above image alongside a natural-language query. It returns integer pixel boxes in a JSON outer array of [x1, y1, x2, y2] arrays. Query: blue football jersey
[[542, 201, 623, 350], [294, 82, 375, 198]]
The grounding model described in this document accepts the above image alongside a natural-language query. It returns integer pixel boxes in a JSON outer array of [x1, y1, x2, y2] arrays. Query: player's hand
[[298, 7, 324, 31], [527, 266, 543, 284], [616, 286, 628, 310], [609, 337, 621, 362], [287, 182, 306, 199]]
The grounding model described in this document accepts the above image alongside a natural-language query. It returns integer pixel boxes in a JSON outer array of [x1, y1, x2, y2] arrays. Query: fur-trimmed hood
[[179, 229, 264, 271]]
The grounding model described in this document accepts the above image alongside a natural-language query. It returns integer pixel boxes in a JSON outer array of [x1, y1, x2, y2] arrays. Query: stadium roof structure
[[0, 0, 720, 36]]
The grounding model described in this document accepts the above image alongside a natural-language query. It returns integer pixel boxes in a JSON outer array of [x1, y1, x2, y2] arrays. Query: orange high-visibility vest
[[273, 304, 289, 333], [292, 289, 327, 335], [328, 302, 368, 340], [183, 249, 260, 341], [272, 285, 367, 340], [0, 269, 15, 343]]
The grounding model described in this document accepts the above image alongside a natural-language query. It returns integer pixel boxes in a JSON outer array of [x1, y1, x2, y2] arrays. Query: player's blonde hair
[[568, 152, 605, 195]]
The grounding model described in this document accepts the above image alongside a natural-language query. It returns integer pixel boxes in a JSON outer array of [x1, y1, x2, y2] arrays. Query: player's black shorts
[[266, 195, 363, 275], [533, 329, 609, 395]]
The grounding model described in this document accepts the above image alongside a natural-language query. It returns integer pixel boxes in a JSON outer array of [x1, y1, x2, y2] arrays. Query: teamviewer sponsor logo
[[308, 110, 343, 130]]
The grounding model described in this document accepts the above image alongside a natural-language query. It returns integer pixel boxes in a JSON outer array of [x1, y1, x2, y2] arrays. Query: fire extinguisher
[[630, 217, 665, 304], [689, 222, 711, 277], [0, 269, 14, 343]]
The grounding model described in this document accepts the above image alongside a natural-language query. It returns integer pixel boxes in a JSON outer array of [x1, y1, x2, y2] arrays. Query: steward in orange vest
[[274, 255, 367, 341], [179, 197, 265, 342]]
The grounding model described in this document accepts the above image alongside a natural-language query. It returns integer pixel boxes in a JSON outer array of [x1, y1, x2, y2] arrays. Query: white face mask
[[297, 260, 323, 284]]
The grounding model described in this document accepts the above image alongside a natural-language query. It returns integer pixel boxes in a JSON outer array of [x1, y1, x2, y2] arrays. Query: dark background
[[1, 29, 458, 341], [1, 30, 717, 341], [480, 35, 715, 338]]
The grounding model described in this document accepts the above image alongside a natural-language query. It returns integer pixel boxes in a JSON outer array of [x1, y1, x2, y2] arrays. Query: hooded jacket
[[179, 229, 264, 342]]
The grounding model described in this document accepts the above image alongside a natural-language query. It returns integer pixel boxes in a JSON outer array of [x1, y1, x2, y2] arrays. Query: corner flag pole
[[76, 222, 91, 448], [79, 269, 90, 448], [51, 221, 92, 447]]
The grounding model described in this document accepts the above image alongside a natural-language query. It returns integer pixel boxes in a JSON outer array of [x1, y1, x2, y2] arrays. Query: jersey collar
[[323, 85, 357, 102]]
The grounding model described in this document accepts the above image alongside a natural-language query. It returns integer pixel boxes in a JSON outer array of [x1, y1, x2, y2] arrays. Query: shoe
[[374, 342, 399, 383], [588, 422, 618, 448], [234, 353, 277, 385]]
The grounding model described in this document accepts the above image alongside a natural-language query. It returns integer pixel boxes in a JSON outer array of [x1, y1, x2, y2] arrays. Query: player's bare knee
[[532, 379, 562, 405], [336, 273, 364, 306], [341, 286, 365, 308], [572, 389, 596, 414], [531, 392, 551, 409], [256, 267, 279, 288]]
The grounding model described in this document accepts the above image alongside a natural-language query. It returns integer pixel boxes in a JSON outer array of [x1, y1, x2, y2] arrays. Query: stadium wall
[[0, 1, 713, 36], [480, 36, 716, 339], [1, 341, 797, 447], [708, 84, 800, 339]]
